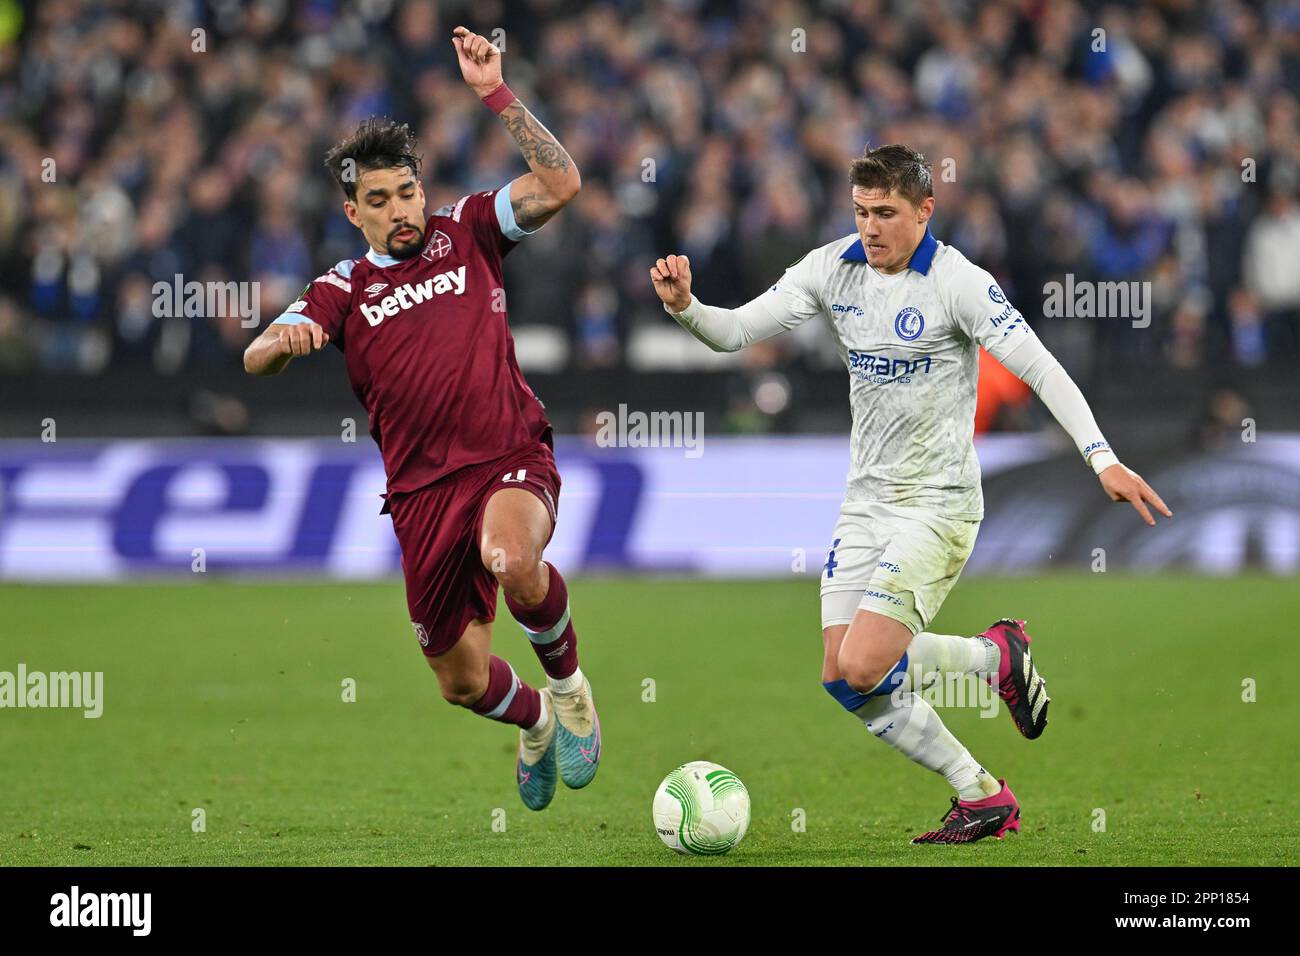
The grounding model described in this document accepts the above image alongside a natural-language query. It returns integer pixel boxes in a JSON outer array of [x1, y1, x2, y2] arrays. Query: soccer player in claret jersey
[[243, 27, 598, 812], [651, 144, 1173, 845]]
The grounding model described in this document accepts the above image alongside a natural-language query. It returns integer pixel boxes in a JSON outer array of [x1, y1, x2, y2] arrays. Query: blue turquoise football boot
[[552, 678, 601, 788], [516, 688, 557, 811]]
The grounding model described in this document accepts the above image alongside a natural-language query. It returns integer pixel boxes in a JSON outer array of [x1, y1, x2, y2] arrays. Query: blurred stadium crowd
[[0, 0, 1298, 385]]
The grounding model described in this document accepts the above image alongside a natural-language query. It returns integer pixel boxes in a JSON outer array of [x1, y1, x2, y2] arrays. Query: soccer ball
[[652, 761, 750, 855]]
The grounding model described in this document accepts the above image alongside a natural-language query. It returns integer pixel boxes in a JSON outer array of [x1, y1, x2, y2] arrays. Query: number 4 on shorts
[[824, 537, 841, 578]]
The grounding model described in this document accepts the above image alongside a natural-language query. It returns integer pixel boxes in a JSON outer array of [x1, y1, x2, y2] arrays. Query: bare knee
[[836, 613, 912, 694], [837, 643, 903, 694], [427, 653, 489, 707], [481, 536, 545, 602], [839, 656, 892, 695], [438, 671, 488, 707]]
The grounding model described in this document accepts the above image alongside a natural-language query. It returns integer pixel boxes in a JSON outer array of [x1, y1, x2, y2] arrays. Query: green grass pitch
[[1, 575, 1295, 866]]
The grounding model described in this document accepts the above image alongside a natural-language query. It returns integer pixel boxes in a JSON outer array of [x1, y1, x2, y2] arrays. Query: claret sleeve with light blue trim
[[494, 184, 542, 241], [269, 259, 354, 349], [434, 183, 542, 260]]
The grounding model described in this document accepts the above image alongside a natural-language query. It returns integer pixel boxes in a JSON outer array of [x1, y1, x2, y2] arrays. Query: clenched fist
[[244, 319, 329, 375], [275, 320, 329, 357], [650, 254, 693, 313], [452, 26, 503, 97]]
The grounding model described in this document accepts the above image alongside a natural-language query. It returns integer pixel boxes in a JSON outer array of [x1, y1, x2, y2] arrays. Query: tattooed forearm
[[500, 102, 572, 172], [498, 100, 581, 227]]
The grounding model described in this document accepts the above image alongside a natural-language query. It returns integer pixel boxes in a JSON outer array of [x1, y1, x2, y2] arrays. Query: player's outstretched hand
[[275, 320, 329, 357], [1098, 463, 1172, 526], [452, 26, 503, 96], [650, 254, 693, 313]]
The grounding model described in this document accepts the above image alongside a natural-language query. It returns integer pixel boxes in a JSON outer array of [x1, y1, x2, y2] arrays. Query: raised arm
[[452, 26, 581, 231], [650, 253, 814, 352]]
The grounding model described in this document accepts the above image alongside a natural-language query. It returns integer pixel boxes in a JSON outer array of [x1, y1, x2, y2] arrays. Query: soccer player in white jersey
[[649, 144, 1172, 844]]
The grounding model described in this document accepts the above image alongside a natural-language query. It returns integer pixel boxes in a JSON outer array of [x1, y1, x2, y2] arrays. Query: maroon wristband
[[481, 82, 516, 114]]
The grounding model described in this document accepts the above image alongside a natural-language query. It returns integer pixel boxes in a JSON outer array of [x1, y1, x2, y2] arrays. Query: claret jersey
[[272, 187, 552, 495]]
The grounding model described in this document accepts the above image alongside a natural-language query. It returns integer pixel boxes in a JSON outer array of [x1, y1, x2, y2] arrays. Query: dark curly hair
[[324, 116, 423, 202], [849, 144, 934, 208]]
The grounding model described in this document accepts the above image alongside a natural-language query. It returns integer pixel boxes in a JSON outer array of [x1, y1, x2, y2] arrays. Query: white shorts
[[819, 501, 980, 635]]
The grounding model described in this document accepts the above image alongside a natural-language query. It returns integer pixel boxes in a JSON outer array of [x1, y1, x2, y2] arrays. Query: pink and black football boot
[[980, 618, 1050, 740], [911, 779, 1021, 845]]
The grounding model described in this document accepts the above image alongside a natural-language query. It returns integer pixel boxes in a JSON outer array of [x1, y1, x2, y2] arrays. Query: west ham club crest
[[422, 229, 452, 261]]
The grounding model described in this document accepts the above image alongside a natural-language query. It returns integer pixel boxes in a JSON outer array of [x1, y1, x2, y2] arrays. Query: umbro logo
[[365, 282, 389, 298]]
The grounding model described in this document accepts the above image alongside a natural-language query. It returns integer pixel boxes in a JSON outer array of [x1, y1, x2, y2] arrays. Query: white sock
[[853, 691, 1002, 800], [524, 695, 549, 735], [549, 667, 584, 696], [903, 631, 999, 690]]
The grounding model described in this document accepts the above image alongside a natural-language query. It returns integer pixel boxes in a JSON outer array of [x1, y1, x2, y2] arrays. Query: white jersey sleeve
[[770, 250, 825, 323], [664, 252, 821, 352], [947, 260, 1117, 472], [947, 260, 1038, 365]]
